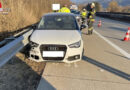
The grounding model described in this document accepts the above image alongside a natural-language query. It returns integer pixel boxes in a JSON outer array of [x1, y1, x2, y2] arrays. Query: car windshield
[[37, 15, 79, 30]]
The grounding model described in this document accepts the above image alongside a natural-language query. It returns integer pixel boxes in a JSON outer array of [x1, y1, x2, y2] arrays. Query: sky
[[71, 0, 106, 3], [71, 0, 117, 3], [71, 0, 130, 7]]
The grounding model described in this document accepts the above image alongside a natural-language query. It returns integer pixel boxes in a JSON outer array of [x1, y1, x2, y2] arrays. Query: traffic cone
[[128, 27, 130, 32], [123, 27, 130, 41], [98, 20, 102, 27]]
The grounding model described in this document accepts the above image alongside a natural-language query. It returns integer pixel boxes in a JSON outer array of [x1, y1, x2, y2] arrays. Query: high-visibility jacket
[[58, 7, 71, 13], [81, 11, 87, 18], [87, 8, 96, 22]]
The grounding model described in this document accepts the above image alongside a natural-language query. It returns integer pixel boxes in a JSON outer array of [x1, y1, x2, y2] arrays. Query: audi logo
[[48, 47, 59, 51]]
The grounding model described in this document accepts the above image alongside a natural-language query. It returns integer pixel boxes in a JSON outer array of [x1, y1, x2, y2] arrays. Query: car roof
[[43, 13, 75, 17]]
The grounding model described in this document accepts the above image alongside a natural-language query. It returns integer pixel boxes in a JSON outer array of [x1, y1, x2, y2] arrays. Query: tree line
[[79, 1, 130, 13]]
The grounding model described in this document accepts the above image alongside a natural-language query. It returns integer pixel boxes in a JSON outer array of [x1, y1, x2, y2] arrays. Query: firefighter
[[87, 3, 96, 35], [81, 8, 87, 25], [58, 5, 71, 13]]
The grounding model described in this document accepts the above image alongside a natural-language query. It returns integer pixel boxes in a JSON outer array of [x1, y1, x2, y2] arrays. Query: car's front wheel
[[81, 48, 84, 59]]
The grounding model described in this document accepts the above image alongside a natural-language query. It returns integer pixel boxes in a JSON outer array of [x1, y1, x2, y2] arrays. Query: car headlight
[[68, 40, 81, 48], [30, 41, 39, 47]]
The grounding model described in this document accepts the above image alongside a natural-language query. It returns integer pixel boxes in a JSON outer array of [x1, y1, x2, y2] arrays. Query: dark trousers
[[81, 18, 86, 24]]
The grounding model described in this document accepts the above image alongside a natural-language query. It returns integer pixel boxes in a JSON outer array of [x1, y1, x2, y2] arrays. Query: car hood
[[30, 30, 82, 45]]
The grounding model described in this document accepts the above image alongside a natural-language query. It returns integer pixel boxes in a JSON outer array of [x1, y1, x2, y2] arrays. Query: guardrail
[[96, 12, 130, 23], [0, 19, 39, 67], [0, 28, 34, 67], [97, 12, 130, 15], [0, 28, 30, 47]]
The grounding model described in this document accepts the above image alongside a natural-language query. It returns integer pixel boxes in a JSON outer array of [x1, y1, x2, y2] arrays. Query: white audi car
[[29, 13, 84, 63]]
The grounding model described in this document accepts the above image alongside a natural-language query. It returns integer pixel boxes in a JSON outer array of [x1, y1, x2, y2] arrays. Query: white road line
[[94, 30, 130, 59]]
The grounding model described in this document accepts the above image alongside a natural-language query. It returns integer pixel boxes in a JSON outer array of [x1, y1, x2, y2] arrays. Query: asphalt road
[[95, 17, 130, 53], [37, 18, 130, 90]]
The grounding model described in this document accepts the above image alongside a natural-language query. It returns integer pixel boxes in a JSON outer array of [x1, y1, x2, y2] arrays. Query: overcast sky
[[71, 0, 103, 3], [71, 0, 120, 4], [71, 0, 129, 7]]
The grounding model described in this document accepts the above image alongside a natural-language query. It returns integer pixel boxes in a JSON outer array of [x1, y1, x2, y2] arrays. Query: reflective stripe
[[89, 16, 92, 18], [90, 19, 95, 21], [62, 8, 67, 12], [82, 12, 87, 16], [88, 27, 93, 30], [91, 10, 96, 15]]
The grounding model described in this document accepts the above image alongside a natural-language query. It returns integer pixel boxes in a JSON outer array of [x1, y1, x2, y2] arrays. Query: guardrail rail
[[96, 12, 130, 23], [0, 28, 34, 67]]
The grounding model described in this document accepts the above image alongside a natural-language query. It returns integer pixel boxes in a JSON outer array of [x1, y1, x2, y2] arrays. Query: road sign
[[0, 2, 3, 12], [52, 4, 60, 11]]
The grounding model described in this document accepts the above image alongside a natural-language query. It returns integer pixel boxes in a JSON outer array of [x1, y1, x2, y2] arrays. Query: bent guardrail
[[0, 29, 33, 67]]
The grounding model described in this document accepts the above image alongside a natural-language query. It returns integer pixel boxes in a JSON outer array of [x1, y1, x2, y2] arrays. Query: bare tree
[[94, 2, 103, 12], [107, 0, 122, 12]]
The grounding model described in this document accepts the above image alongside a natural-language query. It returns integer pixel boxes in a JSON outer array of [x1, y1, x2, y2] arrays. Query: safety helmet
[[83, 8, 86, 11], [91, 3, 95, 7]]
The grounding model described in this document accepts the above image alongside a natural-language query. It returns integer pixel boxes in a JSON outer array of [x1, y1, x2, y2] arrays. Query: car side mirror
[[32, 25, 37, 30], [80, 25, 86, 30], [80, 26, 83, 30]]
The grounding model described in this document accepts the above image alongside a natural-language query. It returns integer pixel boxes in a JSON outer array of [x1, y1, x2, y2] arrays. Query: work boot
[[91, 30, 93, 35], [91, 31, 92, 35], [88, 31, 91, 35]]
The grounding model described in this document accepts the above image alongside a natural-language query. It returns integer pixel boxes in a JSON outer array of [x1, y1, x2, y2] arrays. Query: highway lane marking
[[94, 30, 130, 59], [43, 74, 130, 84]]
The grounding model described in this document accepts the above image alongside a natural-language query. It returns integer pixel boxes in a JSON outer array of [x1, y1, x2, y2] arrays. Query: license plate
[[43, 51, 64, 57]]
